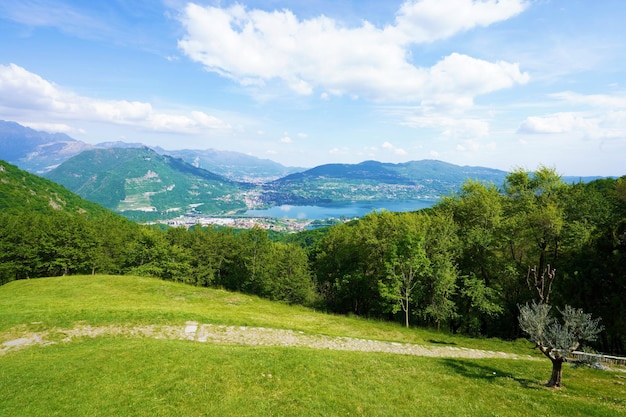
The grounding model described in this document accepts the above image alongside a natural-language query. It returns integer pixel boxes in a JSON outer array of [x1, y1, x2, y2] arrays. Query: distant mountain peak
[[1, 120, 302, 181]]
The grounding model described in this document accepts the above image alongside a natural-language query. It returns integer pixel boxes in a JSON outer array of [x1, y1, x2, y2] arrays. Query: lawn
[[0, 275, 535, 353], [1, 275, 624, 416]]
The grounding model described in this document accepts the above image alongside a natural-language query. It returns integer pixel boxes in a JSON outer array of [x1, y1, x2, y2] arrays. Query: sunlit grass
[[1, 275, 624, 416], [1, 337, 623, 417], [0, 275, 535, 354]]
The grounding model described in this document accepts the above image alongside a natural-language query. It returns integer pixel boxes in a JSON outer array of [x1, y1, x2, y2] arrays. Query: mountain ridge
[[45, 147, 250, 221], [2, 120, 613, 221], [261, 159, 510, 205], [0, 120, 301, 181]]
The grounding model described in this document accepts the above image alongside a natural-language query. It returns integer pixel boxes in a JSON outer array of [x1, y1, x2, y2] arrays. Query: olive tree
[[518, 301, 603, 387]]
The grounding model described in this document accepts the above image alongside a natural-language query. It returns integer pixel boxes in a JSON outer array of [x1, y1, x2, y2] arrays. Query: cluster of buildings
[[158, 215, 313, 232]]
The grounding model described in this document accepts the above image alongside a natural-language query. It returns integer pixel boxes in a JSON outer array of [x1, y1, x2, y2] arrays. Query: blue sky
[[1, 0, 625, 176]]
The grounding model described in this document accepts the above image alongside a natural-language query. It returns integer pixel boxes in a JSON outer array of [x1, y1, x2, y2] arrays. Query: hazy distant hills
[[0, 160, 110, 216], [160, 148, 303, 182], [0, 120, 95, 173], [0, 120, 301, 181], [45, 147, 250, 221]]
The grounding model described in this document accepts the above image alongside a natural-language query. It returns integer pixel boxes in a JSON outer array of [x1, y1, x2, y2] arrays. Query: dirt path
[[1, 321, 534, 360]]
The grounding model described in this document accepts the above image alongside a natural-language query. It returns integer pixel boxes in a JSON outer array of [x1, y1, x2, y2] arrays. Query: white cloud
[[518, 91, 626, 140], [403, 113, 490, 138], [518, 110, 626, 142], [177, 1, 529, 104], [455, 139, 484, 152], [20, 122, 85, 135], [329, 146, 350, 155], [518, 113, 597, 134], [0, 63, 230, 134], [382, 141, 408, 155], [393, 0, 529, 43], [148, 111, 230, 132], [550, 91, 626, 108], [280, 135, 293, 143], [189, 111, 231, 129]]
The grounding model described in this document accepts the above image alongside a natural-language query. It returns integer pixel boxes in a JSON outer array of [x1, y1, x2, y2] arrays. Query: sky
[[1, 0, 625, 176]]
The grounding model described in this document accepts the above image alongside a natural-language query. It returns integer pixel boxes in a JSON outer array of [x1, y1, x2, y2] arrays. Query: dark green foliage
[[0, 160, 110, 216], [307, 168, 626, 354], [313, 211, 458, 326], [0, 210, 139, 283]]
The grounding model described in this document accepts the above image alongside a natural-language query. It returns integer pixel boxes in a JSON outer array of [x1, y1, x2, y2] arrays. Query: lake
[[245, 199, 437, 220]]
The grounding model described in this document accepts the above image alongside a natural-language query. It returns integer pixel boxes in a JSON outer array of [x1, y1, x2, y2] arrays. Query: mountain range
[[1, 120, 609, 220], [0, 120, 299, 181]]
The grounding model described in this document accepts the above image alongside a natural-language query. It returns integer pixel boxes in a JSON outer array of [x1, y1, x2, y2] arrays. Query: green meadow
[[1, 275, 624, 416]]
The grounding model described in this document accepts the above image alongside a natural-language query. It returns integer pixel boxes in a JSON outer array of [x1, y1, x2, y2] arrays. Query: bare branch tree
[[526, 264, 556, 304]]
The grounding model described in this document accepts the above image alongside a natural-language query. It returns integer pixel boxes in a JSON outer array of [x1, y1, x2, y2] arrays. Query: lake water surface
[[246, 199, 437, 220]]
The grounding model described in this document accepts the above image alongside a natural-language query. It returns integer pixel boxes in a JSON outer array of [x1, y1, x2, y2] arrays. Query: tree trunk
[[403, 290, 411, 328], [546, 358, 563, 387], [404, 305, 409, 328]]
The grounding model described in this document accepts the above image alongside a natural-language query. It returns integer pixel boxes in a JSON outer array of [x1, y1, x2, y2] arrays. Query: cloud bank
[[177, 0, 530, 104], [0, 63, 230, 134], [518, 91, 626, 141]]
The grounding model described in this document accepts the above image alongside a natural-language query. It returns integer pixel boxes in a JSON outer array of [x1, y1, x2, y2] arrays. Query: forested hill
[[0, 160, 110, 217], [45, 147, 251, 221], [262, 160, 509, 204], [278, 160, 507, 183]]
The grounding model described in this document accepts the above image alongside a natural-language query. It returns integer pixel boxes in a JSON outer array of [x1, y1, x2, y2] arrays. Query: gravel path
[[1, 321, 533, 360]]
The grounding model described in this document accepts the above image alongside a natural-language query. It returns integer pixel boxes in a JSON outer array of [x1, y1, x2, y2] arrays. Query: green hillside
[[1, 275, 624, 416], [0, 160, 110, 216], [45, 147, 250, 220]]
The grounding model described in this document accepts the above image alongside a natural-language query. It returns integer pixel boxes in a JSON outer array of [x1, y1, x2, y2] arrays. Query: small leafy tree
[[518, 301, 603, 387]]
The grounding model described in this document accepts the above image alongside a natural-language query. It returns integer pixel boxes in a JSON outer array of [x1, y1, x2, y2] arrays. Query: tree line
[[1, 167, 625, 354], [0, 210, 315, 305]]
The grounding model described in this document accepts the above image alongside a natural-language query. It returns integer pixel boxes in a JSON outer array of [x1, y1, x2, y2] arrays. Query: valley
[[0, 120, 609, 226]]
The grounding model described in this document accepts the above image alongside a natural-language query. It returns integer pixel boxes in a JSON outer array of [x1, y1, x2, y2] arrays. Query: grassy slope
[[0, 160, 110, 216], [1, 275, 624, 416]]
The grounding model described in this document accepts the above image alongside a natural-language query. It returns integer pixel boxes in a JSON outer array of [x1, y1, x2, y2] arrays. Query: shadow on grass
[[440, 358, 539, 389], [427, 339, 457, 346]]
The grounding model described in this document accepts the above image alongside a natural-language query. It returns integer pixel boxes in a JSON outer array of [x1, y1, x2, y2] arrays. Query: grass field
[[1, 275, 624, 416]]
